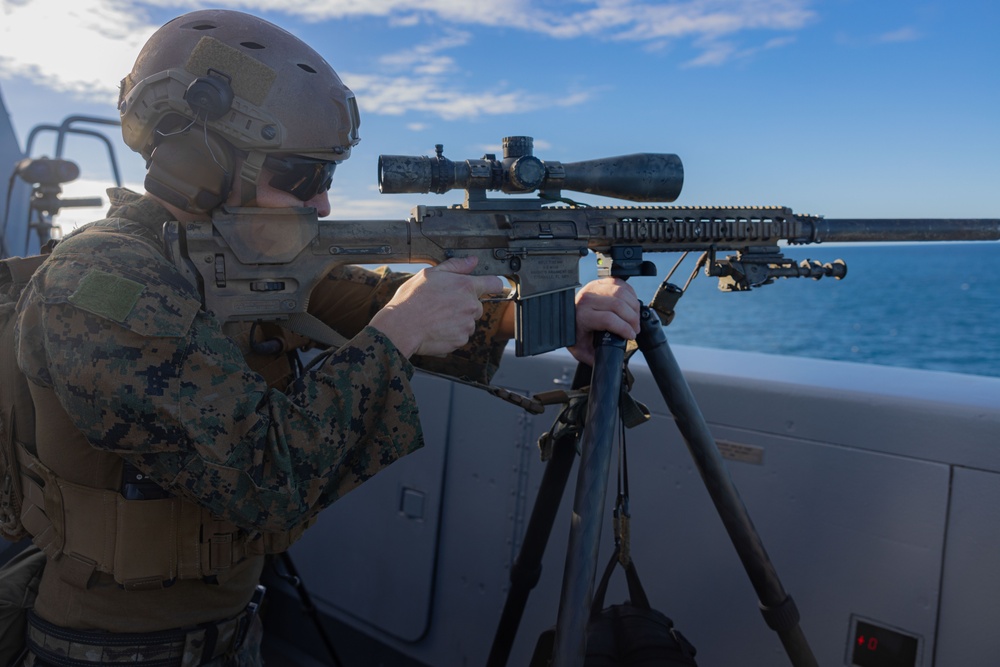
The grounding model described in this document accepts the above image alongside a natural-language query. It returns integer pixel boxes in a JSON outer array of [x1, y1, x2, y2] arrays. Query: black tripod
[[487, 284, 818, 666]]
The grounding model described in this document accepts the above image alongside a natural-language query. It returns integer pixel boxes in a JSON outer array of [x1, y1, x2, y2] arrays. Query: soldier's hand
[[568, 277, 640, 366], [370, 256, 503, 358]]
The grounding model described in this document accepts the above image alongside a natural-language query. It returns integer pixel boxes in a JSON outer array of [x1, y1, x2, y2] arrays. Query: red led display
[[851, 620, 919, 667]]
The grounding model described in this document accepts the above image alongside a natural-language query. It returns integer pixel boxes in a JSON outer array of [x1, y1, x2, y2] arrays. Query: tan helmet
[[118, 9, 360, 212]]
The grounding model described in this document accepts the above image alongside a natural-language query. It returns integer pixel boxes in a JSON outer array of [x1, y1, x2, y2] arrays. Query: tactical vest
[[2, 250, 308, 592]]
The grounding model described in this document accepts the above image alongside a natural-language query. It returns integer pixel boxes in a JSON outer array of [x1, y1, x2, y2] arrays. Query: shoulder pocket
[[35, 233, 202, 340], [68, 267, 201, 338]]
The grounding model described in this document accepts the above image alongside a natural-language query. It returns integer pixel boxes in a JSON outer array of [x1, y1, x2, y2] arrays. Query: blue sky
[[1, 0, 997, 228]]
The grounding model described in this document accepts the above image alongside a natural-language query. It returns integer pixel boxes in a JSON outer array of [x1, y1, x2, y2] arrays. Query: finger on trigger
[[474, 275, 504, 297], [436, 255, 478, 274]]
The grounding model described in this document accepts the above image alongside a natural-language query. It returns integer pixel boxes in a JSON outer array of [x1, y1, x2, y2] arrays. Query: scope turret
[[378, 136, 683, 203]]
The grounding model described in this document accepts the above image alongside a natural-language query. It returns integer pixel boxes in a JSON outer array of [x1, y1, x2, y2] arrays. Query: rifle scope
[[378, 136, 684, 203]]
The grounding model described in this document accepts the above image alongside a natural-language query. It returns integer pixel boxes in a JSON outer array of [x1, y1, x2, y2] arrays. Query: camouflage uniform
[[14, 188, 508, 664]]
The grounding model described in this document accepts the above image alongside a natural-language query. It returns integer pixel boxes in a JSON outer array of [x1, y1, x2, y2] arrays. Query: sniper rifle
[[164, 136, 1000, 356]]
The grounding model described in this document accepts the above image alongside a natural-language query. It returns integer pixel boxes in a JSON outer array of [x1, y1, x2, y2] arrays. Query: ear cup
[[185, 74, 234, 121], [145, 130, 234, 213]]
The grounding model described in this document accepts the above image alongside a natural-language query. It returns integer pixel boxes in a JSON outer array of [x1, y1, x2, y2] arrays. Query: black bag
[[530, 548, 697, 666]]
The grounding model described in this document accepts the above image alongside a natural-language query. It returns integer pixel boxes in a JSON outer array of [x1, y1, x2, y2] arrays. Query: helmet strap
[[239, 151, 266, 205]]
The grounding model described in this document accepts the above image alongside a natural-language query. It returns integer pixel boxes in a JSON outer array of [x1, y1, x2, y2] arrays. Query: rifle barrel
[[811, 219, 1000, 243]]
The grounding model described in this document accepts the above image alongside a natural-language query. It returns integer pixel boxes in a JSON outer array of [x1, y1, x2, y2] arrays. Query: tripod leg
[[487, 361, 593, 667], [636, 305, 818, 667], [551, 332, 627, 667], [486, 422, 578, 667]]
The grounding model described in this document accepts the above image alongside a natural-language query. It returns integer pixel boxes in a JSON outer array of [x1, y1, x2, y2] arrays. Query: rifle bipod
[[486, 303, 818, 667]]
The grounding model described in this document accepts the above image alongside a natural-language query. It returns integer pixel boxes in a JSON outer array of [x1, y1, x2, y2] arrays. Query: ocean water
[[580, 241, 1000, 379]]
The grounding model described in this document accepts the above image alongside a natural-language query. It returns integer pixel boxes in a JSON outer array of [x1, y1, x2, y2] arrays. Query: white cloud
[[158, 0, 541, 28], [681, 39, 738, 68], [0, 0, 157, 103], [877, 26, 921, 44], [346, 72, 594, 120], [763, 35, 796, 50], [352, 25, 597, 119], [285, 0, 815, 44], [0, 0, 815, 117], [512, 0, 816, 41], [836, 25, 924, 49], [680, 28, 798, 68], [377, 28, 471, 76]]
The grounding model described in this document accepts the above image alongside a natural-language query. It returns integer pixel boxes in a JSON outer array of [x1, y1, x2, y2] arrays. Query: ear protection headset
[[184, 68, 235, 121], [144, 70, 238, 213]]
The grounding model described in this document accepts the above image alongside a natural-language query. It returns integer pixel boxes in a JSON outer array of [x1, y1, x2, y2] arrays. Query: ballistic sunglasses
[[263, 154, 336, 201]]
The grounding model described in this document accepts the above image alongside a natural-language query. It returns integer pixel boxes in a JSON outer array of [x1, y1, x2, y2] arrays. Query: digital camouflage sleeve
[[309, 263, 510, 384]]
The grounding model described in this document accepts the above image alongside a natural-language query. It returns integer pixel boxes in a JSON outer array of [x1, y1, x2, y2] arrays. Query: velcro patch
[[68, 270, 145, 323], [187, 36, 276, 106]]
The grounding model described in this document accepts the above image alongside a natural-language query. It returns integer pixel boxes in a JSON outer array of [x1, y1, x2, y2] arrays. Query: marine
[[5, 9, 640, 665]]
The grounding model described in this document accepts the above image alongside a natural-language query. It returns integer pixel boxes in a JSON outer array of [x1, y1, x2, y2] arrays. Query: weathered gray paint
[[284, 345, 1000, 666]]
